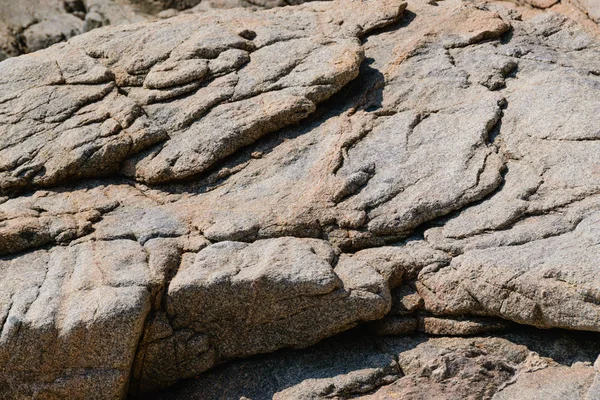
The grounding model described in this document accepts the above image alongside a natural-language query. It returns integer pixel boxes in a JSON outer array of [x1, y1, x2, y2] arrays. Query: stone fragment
[[131, 237, 394, 391]]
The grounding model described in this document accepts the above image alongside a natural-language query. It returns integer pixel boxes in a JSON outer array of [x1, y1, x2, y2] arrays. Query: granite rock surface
[[0, 0, 324, 60], [0, 0, 599, 399]]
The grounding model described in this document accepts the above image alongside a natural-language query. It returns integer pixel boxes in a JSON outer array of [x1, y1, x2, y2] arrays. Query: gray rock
[[0, 0, 329, 60], [420, 211, 600, 331], [516, 0, 560, 8], [493, 364, 598, 400], [572, 0, 600, 22], [416, 10, 600, 333], [131, 236, 393, 391], [516, 0, 600, 24], [0, 240, 162, 399], [0, 0, 405, 193], [0, 0, 149, 60], [0, 185, 119, 256], [0, 0, 599, 398], [156, 330, 600, 400], [152, 331, 401, 400], [22, 14, 83, 53]]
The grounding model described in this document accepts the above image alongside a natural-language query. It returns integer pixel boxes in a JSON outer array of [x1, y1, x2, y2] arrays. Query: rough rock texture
[[0, 0, 326, 60], [573, 0, 600, 22], [504, 0, 598, 20], [0, 0, 402, 194], [2, 0, 598, 60], [416, 6, 600, 332], [154, 329, 600, 400], [131, 237, 392, 391], [0, 240, 158, 399], [0, 0, 150, 59], [0, 0, 599, 398], [494, 0, 600, 28]]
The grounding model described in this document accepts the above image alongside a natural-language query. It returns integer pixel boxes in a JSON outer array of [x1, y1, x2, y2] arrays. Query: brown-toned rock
[[0, 0, 599, 398]]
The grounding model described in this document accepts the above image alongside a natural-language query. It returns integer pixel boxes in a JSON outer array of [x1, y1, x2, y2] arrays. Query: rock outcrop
[[0, 0, 599, 399], [2, 0, 599, 61]]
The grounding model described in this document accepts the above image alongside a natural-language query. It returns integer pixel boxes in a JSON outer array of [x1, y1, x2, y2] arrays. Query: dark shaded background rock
[[151, 329, 600, 400], [0, 0, 148, 59]]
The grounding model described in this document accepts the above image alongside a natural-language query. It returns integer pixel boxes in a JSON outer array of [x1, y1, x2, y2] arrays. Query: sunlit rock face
[[0, 0, 599, 398]]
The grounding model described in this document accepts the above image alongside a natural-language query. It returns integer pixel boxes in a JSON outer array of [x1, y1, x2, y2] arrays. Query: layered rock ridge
[[0, 0, 599, 399]]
